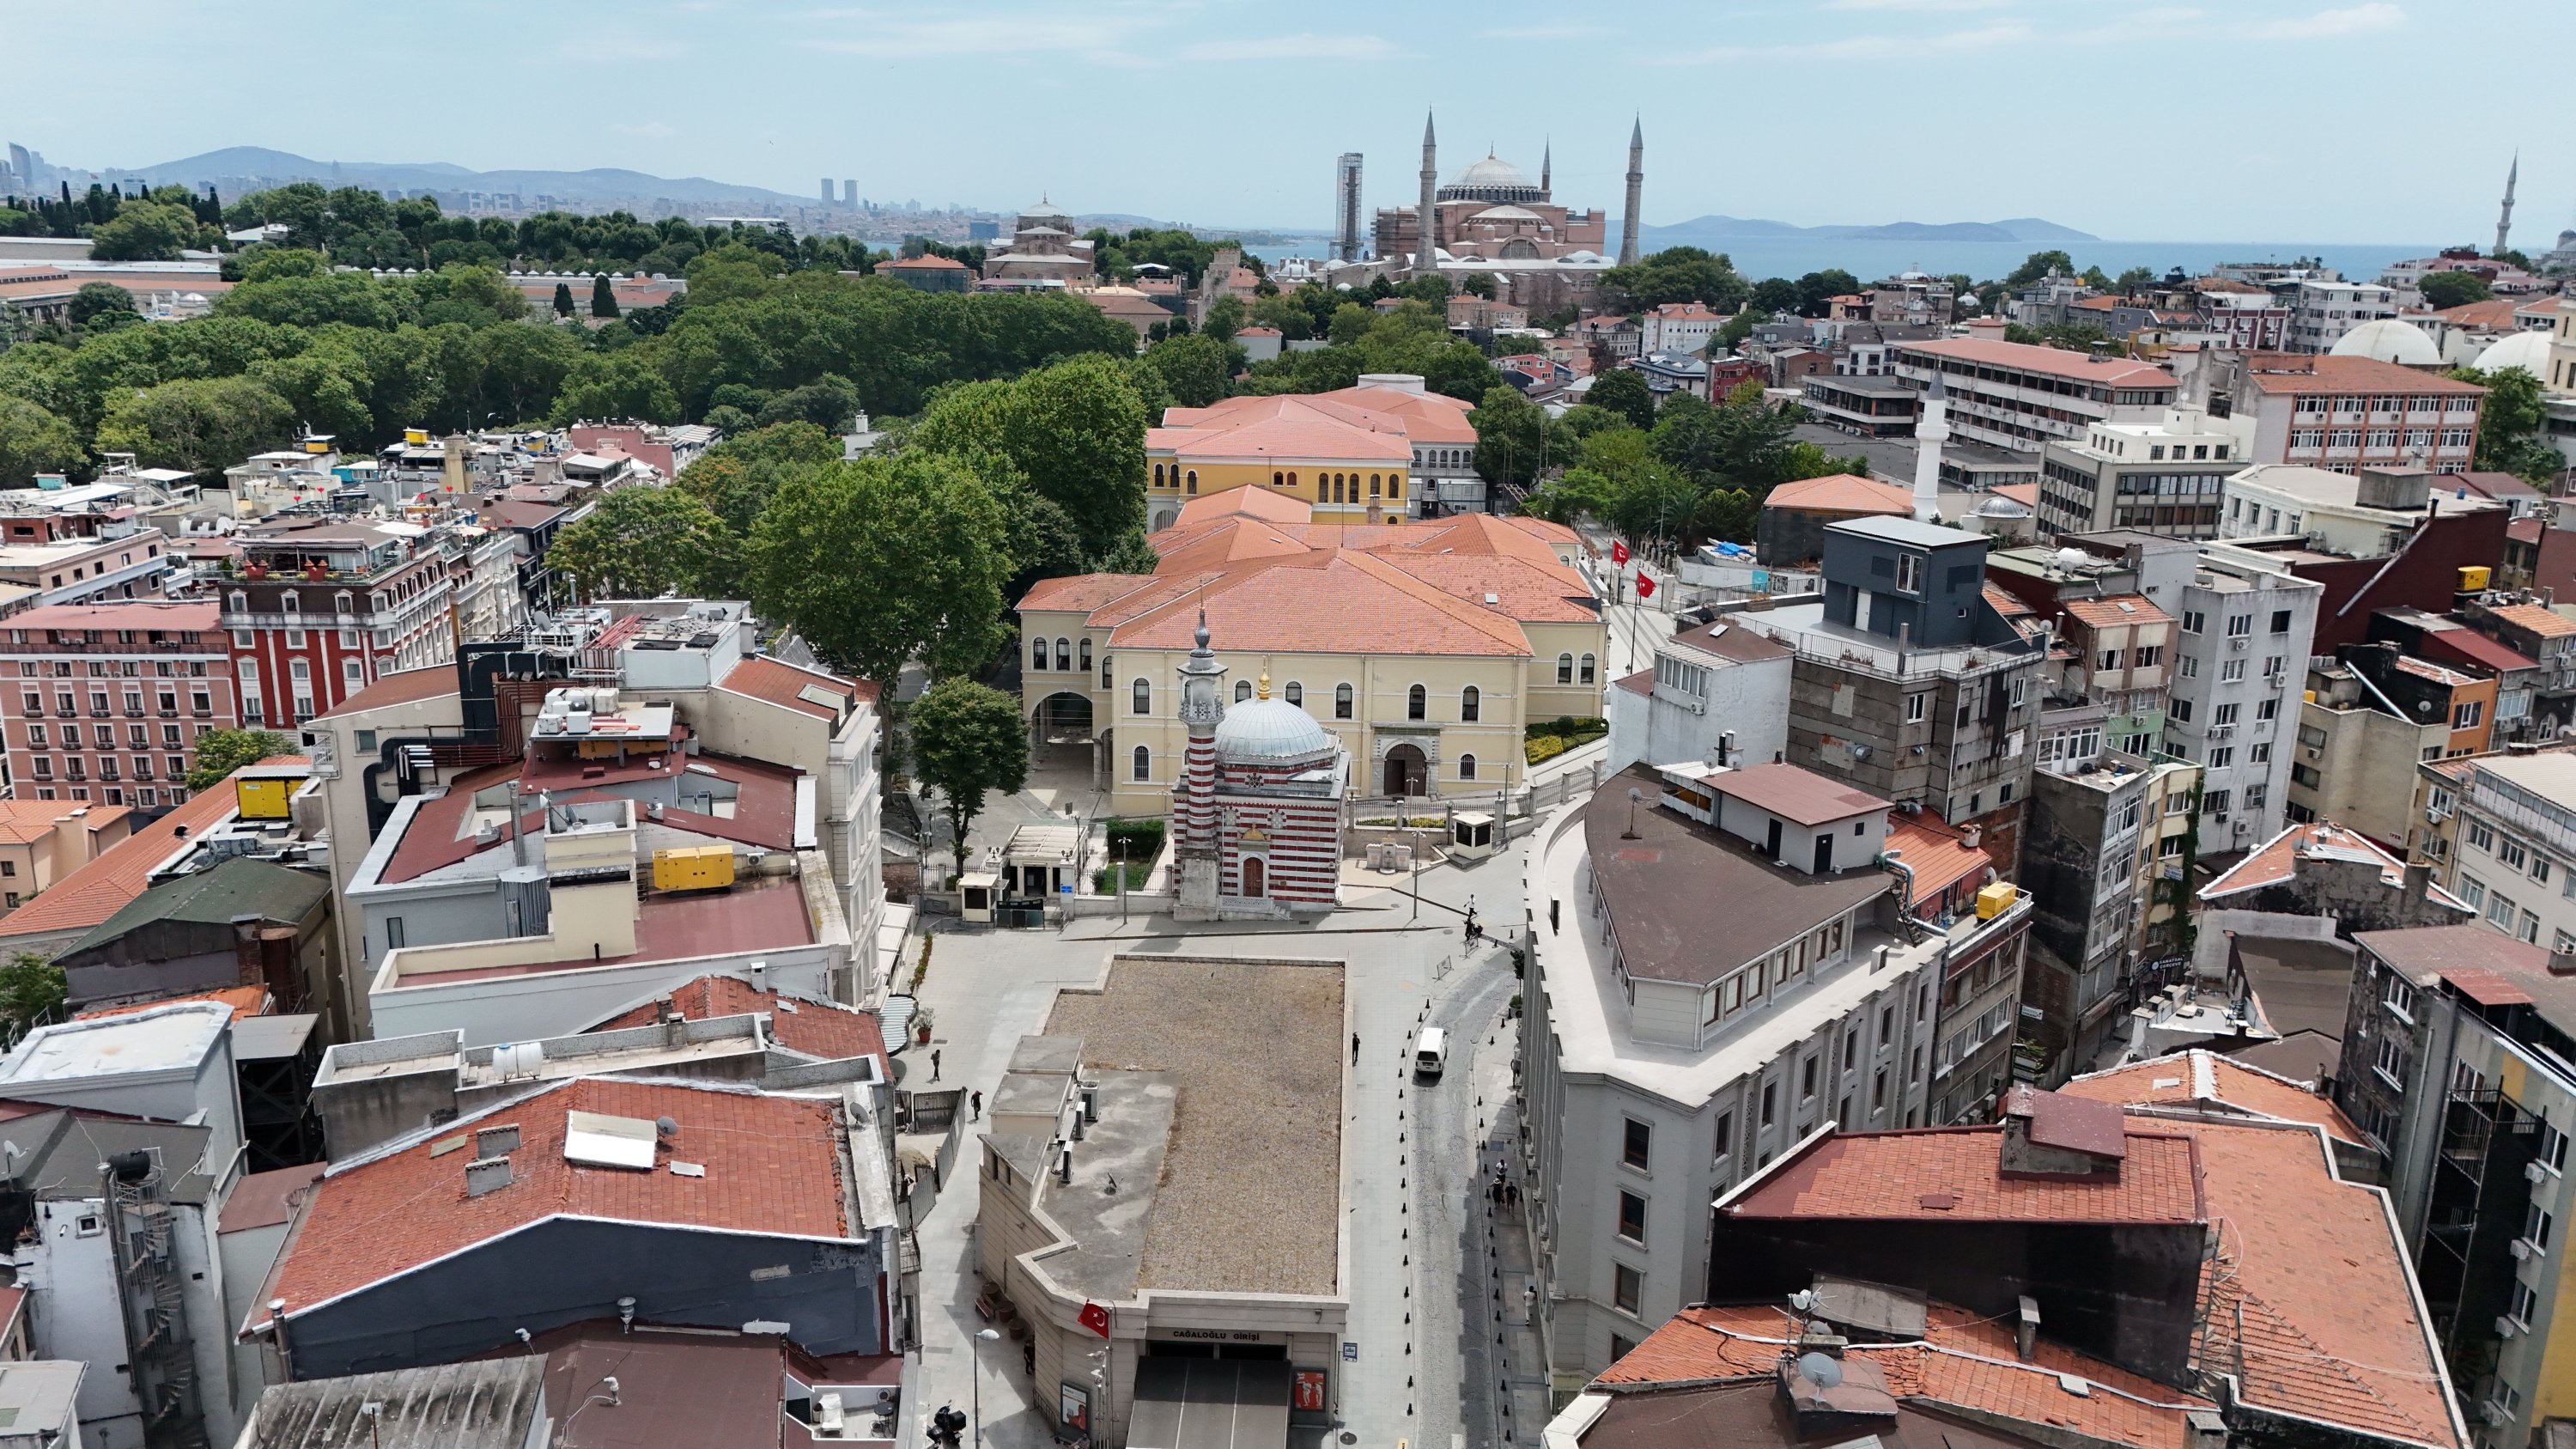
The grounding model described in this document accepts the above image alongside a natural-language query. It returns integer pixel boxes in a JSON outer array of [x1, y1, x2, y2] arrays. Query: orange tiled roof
[[1904, 337, 2175, 390], [1886, 816, 1990, 904], [2058, 594, 2172, 630], [1763, 473, 1911, 516], [0, 799, 109, 848], [312, 665, 459, 720], [591, 974, 886, 1071], [720, 654, 873, 721], [0, 779, 257, 943], [2239, 354, 2483, 396], [1109, 551, 1532, 657], [1601, 1303, 2212, 1449], [1018, 572, 1161, 615], [2487, 602, 2576, 637], [2432, 298, 2521, 329], [263, 1077, 849, 1322], [1725, 1123, 2204, 1224], [76, 984, 270, 1023], [2199, 819, 2470, 912], [2060, 1050, 2366, 1147]]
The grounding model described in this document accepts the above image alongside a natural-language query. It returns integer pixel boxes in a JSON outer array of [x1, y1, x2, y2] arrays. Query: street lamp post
[[974, 1326, 1001, 1446]]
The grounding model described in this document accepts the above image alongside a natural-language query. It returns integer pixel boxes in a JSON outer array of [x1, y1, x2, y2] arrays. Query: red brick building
[[216, 520, 458, 728], [0, 600, 240, 808]]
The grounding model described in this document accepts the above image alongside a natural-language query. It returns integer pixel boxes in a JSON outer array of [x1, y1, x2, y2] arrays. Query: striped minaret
[[1173, 612, 1227, 912]]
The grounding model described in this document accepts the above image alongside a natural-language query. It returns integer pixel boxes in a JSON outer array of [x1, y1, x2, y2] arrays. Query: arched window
[[1284, 681, 1303, 706], [1580, 653, 1597, 685], [1389, 475, 1402, 498], [1078, 638, 1092, 670], [1335, 683, 1354, 719], [1460, 753, 1478, 781], [1133, 745, 1151, 781], [1185, 470, 1198, 495], [1132, 679, 1151, 715], [1152, 464, 1165, 487], [1272, 470, 1284, 487], [1235, 679, 1254, 702], [1370, 474, 1383, 498], [1461, 685, 1480, 722], [333, 590, 352, 613], [1054, 638, 1072, 671], [1031, 638, 1048, 670], [1287, 471, 1297, 490], [1407, 684, 1427, 721], [1331, 476, 1344, 503], [1099, 653, 1113, 687], [1557, 653, 1575, 685]]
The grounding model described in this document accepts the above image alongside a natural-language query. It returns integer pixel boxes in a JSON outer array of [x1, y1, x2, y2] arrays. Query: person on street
[[1351, 1032, 1360, 1063], [970, 1089, 983, 1121], [931, 1047, 942, 1081]]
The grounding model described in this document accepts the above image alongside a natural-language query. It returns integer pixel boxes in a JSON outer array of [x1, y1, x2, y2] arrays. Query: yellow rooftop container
[[2460, 565, 2493, 592], [652, 844, 736, 892], [234, 774, 295, 820], [1975, 881, 2020, 920]]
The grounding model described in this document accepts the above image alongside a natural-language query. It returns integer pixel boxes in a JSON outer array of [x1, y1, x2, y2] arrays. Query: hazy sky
[[14, 0, 2572, 243]]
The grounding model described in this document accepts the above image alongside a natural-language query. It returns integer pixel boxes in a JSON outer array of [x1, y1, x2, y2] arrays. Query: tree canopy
[[2449, 364, 2567, 484], [2416, 270, 2492, 309], [184, 728, 301, 790], [1597, 247, 1751, 314], [910, 677, 1030, 875]]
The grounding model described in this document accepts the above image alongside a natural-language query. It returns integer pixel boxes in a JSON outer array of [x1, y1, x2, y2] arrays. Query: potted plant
[[243, 562, 268, 581]]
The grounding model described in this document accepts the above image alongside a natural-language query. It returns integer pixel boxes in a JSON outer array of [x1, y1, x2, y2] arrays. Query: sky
[[11, 0, 2574, 243]]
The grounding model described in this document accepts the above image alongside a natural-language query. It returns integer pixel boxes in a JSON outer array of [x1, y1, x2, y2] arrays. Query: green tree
[[747, 452, 1012, 686], [2417, 270, 2492, 309], [68, 283, 139, 332], [1748, 277, 1799, 314], [1469, 385, 1552, 489], [1138, 332, 1237, 410], [2113, 266, 2156, 292], [0, 398, 79, 484], [88, 201, 204, 261], [0, 952, 66, 1044], [1791, 270, 1862, 317], [1719, 307, 1772, 350], [2450, 365, 2567, 483], [909, 677, 1030, 877], [1599, 247, 1750, 314], [184, 728, 300, 790], [1587, 368, 1657, 430], [2005, 250, 2076, 289], [551, 353, 682, 425], [95, 374, 295, 479], [1461, 272, 1498, 300], [550, 484, 734, 600], [591, 273, 620, 319], [1201, 293, 1249, 344], [552, 281, 576, 318], [909, 354, 1145, 563]]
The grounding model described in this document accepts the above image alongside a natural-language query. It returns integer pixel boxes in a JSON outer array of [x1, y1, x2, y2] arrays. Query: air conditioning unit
[[2529, 1160, 2549, 1184], [2482, 1400, 2513, 1428], [2269, 673, 2287, 689], [2511, 1237, 2534, 1261], [2497, 1315, 2523, 1339], [2229, 636, 2250, 652]]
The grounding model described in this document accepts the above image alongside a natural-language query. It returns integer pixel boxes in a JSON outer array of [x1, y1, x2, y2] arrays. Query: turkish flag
[[1078, 1301, 1112, 1338], [1611, 540, 1630, 564], [1636, 572, 1656, 599]]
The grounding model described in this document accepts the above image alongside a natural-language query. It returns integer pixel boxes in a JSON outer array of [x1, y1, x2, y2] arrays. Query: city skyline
[[10, 0, 2573, 245]]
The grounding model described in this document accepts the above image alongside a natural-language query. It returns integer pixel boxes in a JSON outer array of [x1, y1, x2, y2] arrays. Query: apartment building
[[2415, 746, 2576, 952], [1520, 760, 2030, 1379], [2164, 557, 2323, 849], [2215, 353, 2486, 474], [2289, 277, 2397, 351], [0, 601, 241, 810], [0, 526, 172, 615], [1892, 338, 2178, 454], [2293, 652, 2458, 849], [2034, 406, 2249, 538], [1603, 612, 1791, 775], [0, 800, 133, 917], [215, 517, 460, 728], [1637, 301, 1722, 356], [2019, 748, 2201, 1081], [2221, 464, 2500, 556]]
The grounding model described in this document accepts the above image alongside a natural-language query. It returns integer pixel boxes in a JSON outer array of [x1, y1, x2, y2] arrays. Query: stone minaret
[[1173, 612, 1227, 914], [1619, 117, 1644, 265], [1540, 139, 1552, 201], [1417, 111, 1439, 273], [1912, 373, 1949, 522], [2497, 151, 2519, 257]]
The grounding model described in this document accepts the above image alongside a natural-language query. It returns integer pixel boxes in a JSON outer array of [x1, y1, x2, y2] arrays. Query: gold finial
[[1257, 660, 1273, 701]]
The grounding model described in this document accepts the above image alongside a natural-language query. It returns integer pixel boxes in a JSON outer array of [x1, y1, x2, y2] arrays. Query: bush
[[1527, 715, 1609, 741], [1091, 861, 1153, 893], [1526, 735, 1570, 765], [1105, 818, 1165, 860]]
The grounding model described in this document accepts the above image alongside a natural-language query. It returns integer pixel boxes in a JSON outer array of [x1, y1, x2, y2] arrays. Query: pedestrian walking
[[1351, 1032, 1360, 1063], [931, 1047, 942, 1081], [970, 1090, 983, 1121]]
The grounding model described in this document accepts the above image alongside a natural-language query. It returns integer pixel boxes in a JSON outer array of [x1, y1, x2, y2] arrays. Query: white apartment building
[[1603, 614, 1792, 775], [2290, 278, 2397, 352], [2421, 747, 2576, 953], [1637, 301, 1722, 356], [2035, 405, 2253, 538], [2220, 462, 2500, 557], [1519, 760, 2032, 1379], [2162, 557, 2323, 851], [1893, 338, 2178, 454]]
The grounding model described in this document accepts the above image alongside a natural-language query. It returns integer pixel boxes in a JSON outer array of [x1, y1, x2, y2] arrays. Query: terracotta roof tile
[[2199, 820, 2470, 912], [1902, 338, 2177, 390], [2061, 1050, 2366, 1147], [719, 654, 873, 721], [0, 776, 263, 943], [312, 665, 459, 720], [1763, 473, 1912, 516], [1723, 1123, 2203, 1225], [2058, 594, 2172, 630], [264, 1078, 849, 1322], [2238, 354, 2483, 396], [76, 984, 270, 1023], [591, 974, 886, 1074], [1702, 761, 1886, 827], [1017, 572, 1162, 615], [2486, 602, 2576, 637]]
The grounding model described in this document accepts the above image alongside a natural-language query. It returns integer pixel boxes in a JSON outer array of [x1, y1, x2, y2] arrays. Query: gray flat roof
[[243, 1360, 545, 1448], [1826, 514, 1989, 549]]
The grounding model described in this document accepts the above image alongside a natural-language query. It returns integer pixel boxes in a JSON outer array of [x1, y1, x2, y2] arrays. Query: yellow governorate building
[[1144, 377, 1481, 530]]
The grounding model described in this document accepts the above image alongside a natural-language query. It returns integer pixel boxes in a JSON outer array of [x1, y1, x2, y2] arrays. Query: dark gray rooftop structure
[[240, 1360, 547, 1448]]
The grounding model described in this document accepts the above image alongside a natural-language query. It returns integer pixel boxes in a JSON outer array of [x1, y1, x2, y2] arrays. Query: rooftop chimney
[[2016, 1295, 2040, 1363]]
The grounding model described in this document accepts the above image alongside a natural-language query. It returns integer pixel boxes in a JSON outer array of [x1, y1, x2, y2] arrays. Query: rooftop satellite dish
[[1797, 1352, 1844, 1388]]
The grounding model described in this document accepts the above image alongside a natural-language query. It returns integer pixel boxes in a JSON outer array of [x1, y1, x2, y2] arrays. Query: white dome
[[1214, 699, 1334, 761], [2475, 329, 2553, 378], [1472, 204, 1542, 222], [1447, 154, 1534, 192], [2330, 318, 2441, 367]]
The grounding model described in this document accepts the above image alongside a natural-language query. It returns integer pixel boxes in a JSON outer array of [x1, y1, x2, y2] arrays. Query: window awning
[[1125, 1360, 1291, 1449]]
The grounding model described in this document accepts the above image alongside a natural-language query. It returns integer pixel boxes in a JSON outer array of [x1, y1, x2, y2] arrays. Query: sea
[[1238, 234, 2437, 286]]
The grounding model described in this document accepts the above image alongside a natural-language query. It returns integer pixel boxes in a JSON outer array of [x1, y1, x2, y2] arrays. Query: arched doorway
[[1241, 857, 1267, 898], [1383, 743, 1428, 797], [1030, 691, 1098, 787]]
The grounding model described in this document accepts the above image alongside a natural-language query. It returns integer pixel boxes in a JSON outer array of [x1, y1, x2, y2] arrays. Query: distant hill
[[1640, 214, 2099, 247], [121, 146, 818, 210]]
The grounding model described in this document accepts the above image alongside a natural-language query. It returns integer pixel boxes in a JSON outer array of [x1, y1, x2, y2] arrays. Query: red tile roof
[[0, 800, 123, 848], [1886, 816, 1991, 906], [592, 974, 887, 1074], [2199, 819, 2470, 912], [1902, 338, 2176, 390], [2485, 602, 2576, 637], [1723, 1123, 2204, 1225], [1702, 761, 1887, 827], [1601, 1303, 2212, 1449], [218, 1162, 325, 1234], [1018, 572, 1160, 615], [0, 777, 258, 943], [1763, 473, 1911, 516], [77, 984, 269, 1023], [880, 254, 968, 271], [2238, 354, 2483, 396], [3, 600, 218, 632], [2057, 594, 2172, 630], [261, 1077, 850, 1322], [720, 654, 873, 721], [311, 664, 459, 720], [2061, 1050, 2366, 1147], [2419, 627, 2536, 676]]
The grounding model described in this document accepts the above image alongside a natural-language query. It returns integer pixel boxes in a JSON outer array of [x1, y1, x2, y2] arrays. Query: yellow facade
[[1145, 456, 1408, 521]]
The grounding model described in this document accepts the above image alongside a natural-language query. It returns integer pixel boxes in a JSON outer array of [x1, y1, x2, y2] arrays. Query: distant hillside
[[1640, 214, 2099, 247], [119, 146, 819, 210]]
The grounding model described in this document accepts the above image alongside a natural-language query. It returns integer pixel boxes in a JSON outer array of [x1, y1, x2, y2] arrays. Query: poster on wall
[[1060, 1383, 1091, 1433], [1292, 1370, 1327, 1413]]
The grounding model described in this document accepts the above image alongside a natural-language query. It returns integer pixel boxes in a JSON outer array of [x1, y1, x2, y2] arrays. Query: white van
[[1414, 1027, 1447, 1081]]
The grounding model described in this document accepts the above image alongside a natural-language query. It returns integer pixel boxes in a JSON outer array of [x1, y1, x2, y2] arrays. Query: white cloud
[[1178, 33, 1398, 61], [2248, 2, 2401, 39], [611, 121, 677, 138]]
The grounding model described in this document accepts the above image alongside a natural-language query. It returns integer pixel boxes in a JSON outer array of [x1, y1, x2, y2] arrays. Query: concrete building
[[2415, 746, 2576, 953], [2221, 464, 2500, 557], [1753, 474, 1911, 566], [1708, 1084, 2468, 1449], [1728, 516, 2047, 868], [2336, 925, 2576, 1449], [1145, 375, 1478, 527], [1604, 612, 1792, 776], [1891, 339, 2179, 454], [976, 955, 1349, 1448], [2020, 750, 2201, 1081], [1518, 760, 2031, 1379], [979, 199, 1096, 285], [876, 253, 972, 292], [1637, 302, 1721, 356], [216, 518, 461, 728], [244, 1075, 896, 1382], [2289, 277, 2398, 352], [0, 800, 132, 919], [1796, 373, 1919, 437], [2035, 407, 2248, 539], [2162, 556, 2322, 848], [2290, 651, 2460, 847], [1018, 490, 1601, 813], [2208, 353, 2487, 475]]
